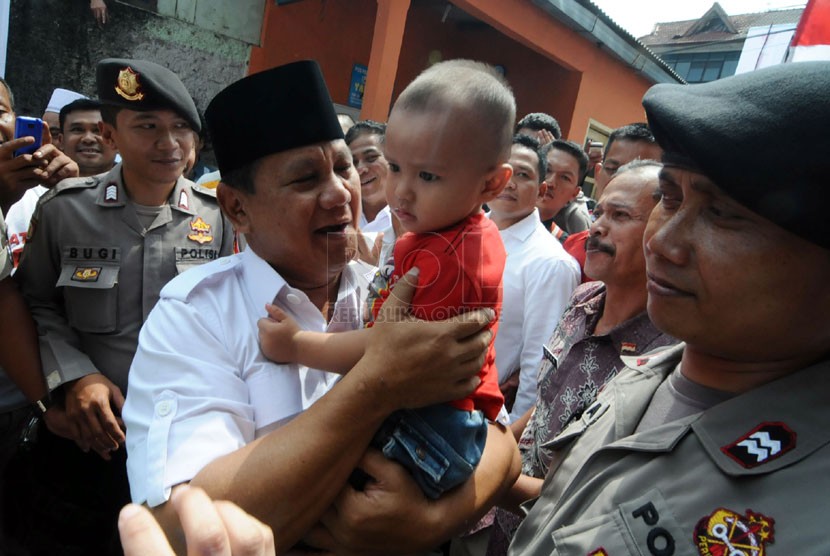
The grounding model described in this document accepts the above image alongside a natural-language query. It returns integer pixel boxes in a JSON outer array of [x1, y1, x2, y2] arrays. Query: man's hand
[[361, 268, 494, 412], [0, 137, 78, 211], [31, 143, 79, 187], [119, 485, 275, 556], [356, 231, 384, 266], [0, 138, 45, 211], [258, 304, 302, 363], [305, 424, 520, 555], [534, 129, 556, 146], [90, 0, 108, 24], [64, 374, 126, 460], [303, 449, 439, 555], [42, 405, 81, 443]]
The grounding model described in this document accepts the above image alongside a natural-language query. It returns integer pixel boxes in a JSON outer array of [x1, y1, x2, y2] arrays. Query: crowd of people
[[0, 49, 827, 556]]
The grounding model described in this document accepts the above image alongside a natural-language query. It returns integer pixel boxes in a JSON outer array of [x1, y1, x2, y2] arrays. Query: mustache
[[585, 236, 615, 256]]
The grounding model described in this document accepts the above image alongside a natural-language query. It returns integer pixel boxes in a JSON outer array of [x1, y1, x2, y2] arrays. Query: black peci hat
[[643, 61, 830, 249], [205, 60, 344, 176], [96, 58, 201, 132]]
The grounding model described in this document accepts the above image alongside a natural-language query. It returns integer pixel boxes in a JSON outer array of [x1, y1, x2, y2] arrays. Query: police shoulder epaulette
[[161, 254, 242, 302], [37, 176, 100, 206], [190, 181, 218, 198], [620, 343, 685, 374]]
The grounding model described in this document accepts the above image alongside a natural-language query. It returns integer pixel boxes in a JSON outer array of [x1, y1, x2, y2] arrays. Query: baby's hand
[[257, 304, 301, 363]]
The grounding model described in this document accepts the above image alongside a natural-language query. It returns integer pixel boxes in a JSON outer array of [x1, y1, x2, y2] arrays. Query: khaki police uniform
[[16, 164, 234, 394], [509, 343, 830, 555]]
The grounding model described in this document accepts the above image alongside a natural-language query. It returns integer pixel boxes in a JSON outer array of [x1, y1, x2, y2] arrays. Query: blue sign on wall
[[348, 63, 368, 108]]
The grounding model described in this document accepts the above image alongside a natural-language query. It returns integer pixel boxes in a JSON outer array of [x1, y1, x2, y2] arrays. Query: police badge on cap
[[96, 58, 201, 132], [115, 67, 144, 102]]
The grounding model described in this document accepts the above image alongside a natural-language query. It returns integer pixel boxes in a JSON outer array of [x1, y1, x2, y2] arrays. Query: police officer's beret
[[643, 61, 830, 249], [205, 60, 343, 176], [96, 58, 201, 132]]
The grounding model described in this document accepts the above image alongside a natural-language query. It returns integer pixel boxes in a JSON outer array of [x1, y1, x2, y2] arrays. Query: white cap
[[45, 88, 87, 114]]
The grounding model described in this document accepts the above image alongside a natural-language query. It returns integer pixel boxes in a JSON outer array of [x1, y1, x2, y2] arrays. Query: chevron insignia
[[105, 183, 118, 202], [721, 422, 796, 468]]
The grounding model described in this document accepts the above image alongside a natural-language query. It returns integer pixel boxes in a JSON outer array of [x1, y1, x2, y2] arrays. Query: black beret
[[205, 60, 344, 176], [643, 61, 830, 249], [96, 58, 201, 132]]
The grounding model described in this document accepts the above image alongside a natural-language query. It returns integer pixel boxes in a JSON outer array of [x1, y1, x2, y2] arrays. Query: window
[[660, 51, 741, 83]]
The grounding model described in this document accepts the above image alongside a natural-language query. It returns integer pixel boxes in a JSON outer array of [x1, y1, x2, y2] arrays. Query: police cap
[[643, 61, 830, 249], [96, 58, 200, 132], [205, 60, 343, 176]]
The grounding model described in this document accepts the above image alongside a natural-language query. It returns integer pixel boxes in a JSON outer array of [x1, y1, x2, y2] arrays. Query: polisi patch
[[694, 508, 774, 556], [72, 267, 102, 282], [721, 422, 796, 468], [177, 247, 219, 261]]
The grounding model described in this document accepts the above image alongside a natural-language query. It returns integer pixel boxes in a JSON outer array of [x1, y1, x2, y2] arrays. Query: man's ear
[[480, 163, 513, 202], [217, 183, 252, 233], [537, 180, 548, 200], [100, 121, 117, 150], [569, 184, 582, 202]]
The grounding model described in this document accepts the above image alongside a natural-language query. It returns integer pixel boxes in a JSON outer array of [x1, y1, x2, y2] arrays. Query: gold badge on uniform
[[187, 217, 213, 245], [71, 267, 102, 282], [115, 67, 145, 102]]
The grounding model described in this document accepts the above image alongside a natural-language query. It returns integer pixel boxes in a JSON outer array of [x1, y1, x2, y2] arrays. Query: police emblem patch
[[694, 508, 774, 556], [187, 216, 213, 245], [115, 66, 145, 102], [721, 422, 796, 468], [72, 267, 102, 282]]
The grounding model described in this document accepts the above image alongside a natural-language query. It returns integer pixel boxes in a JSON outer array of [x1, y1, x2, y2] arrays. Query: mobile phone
[[13, 116, 44, 157]]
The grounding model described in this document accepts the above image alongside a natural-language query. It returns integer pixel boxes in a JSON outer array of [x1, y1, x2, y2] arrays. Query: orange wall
[[249, 0, 377, 108], [250, 0, 659, 143], [453, 0, 655, 140], [391, 2, 577, 134]]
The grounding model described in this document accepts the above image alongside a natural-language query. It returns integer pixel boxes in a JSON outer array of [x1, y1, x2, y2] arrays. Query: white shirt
[[123, 248, 371, 507], [494, 209, 580, 422], [359, 205, 391, 233], [5, 185, 47, 270]]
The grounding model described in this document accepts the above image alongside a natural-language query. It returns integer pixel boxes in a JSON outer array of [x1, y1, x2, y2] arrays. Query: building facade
[[640, 2, 804, 83]]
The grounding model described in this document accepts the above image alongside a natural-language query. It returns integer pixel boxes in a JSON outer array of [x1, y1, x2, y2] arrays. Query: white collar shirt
[[494, 209, 580, 422], [124, 247, 371, 507], [359, 205, 392, 234]]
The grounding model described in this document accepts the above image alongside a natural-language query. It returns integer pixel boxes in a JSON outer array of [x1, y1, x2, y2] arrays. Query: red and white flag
[[788, 0, 830, 62]]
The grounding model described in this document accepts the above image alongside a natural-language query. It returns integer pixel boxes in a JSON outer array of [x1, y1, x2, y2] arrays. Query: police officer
[[14, 59, 234, 554], [508, 61, 830, 555]]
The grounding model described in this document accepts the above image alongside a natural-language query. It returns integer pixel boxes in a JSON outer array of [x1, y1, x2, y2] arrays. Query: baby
[[259, 59, 515, 498]]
